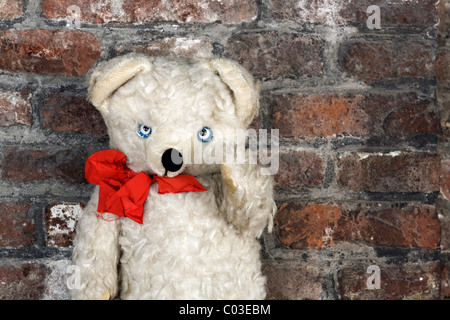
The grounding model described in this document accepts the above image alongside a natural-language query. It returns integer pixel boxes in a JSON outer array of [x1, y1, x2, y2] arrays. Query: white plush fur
[[71, 54, 276, 300]]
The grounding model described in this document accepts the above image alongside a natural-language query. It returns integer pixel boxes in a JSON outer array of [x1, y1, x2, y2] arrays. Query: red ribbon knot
[[84, 149, 207, 224]]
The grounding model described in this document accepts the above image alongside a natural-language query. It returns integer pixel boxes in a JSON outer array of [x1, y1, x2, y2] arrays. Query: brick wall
[[0, 0, 448, 300]]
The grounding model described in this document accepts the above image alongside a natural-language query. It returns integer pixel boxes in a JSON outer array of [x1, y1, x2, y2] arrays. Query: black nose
[[161, 148, 183, 173]]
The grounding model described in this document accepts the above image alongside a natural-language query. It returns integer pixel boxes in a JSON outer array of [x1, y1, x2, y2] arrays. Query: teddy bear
[[70, 53, 276, 300]]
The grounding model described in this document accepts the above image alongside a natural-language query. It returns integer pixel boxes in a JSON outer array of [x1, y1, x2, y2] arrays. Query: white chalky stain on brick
[[295, 0, 343, 25], [89, 0, 128, 23], [47, 204, 83, 244], [322, 227, 334, 247], [0, 92, 32, 126], [356, 151, 403, 160]]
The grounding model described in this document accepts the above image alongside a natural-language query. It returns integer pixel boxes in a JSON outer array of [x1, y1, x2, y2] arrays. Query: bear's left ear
[[204, 58, 261, 128], [88, 53, 154, 116]]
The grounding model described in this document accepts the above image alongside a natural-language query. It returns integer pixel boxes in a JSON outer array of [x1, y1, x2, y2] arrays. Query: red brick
[[275, 151, 324, 189], [0, 91, 32, 127], [273, 0, 437, 25], [225, 32, 324, 79], [335, 204, 440, 249], [439, 159, 450, 253], [0, 202, 34, 248], [341, 40, 435, 83], [43, 93, 107, 137], [338, 0, 437, 25], [42, 260, 71, 299], [42, 0, 258, 24], [441, 159, 450, 201], [142, 37, 213, 58], [0, 262, 46, 299], [438, 91, 450, 138], [275, 203, 439, 250], [134, 0, 258, 24], [440, 214, 450, 251], [45, 203, 84, 247], [269, 93, 439, 138], [0, 0, 23, 19], [437, 0, 450, 37], [442, 264, 450, 300], [383, 103, 440, 137], [436, 51, 450, 87], [338, 261, 441, 300], [273, 0, 333, 24], [271, 94, 364, 138], [337, 152, 440, 193], [274, 203, 342, 249], [0, 29, 100, 76], [262, 264, 322, 299], [116, 37, 214, 58], [1, 147, 89, 183]]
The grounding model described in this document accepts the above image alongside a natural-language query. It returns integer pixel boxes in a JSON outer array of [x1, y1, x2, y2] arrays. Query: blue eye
[[197, 126, 213, 142], [137, 124, 152, 139]]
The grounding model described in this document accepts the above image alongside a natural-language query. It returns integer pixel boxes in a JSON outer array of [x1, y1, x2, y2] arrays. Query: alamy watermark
[[66, 265, 81, 290], [366, 265, 381, 290], [154, 124, 280, 176], [66, 5, 81, 29], [366, 5, 381, 30]]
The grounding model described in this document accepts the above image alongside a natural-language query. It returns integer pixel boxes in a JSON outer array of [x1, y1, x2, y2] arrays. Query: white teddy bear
[[71, 53, 276, 300]]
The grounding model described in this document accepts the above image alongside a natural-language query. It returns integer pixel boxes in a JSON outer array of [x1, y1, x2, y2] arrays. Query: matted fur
[[71, 54, 276, 300]]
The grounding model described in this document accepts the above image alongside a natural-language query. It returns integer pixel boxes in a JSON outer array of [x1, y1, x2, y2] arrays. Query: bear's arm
[[71, 186, 120, 300], [219, 161, 276, 239]]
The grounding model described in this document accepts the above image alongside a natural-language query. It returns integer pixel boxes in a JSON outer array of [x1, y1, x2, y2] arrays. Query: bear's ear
[[204, 58, 261, 128], [88, 53, 154, 116]]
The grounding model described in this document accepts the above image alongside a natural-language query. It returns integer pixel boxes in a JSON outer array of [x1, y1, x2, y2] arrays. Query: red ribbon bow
[[85, 149, 206, 224]]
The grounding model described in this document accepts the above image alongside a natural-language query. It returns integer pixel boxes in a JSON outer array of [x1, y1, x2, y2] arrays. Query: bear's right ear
[[88, 54, 153, 116]]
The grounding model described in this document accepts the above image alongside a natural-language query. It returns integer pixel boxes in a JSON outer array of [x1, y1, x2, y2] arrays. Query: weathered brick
[[1, 147, 89, 183], [335, 204, 440, 249], [275, 151, 324, 189], [45, 203, 83, 247], [0, 29, 100, 76], [338, 261, 441, 300], [270, 94, 364, 138], [275, 203, 440, 250], [337, 152, 440, 193], [0, 262, 46, 299], [0, 91, 32, 127], [439, 160, 450, 252], [383, 103, 440, 138], [42, 260, 71, 300], [269, 92, 439, 138], [262, 264, 322, 300], [438, 94, 450, 138], [0, 202, 34, 248], [116, 37, 214, 59], [341, 40, 435, 83], [42, 0, 258, 24], [273, 0, 437, 25], [441, 159, 450, 201], [43, 93, 107, 137], [225, 32, 324, 79], [275, 203, 342, 249], [436, 50, 450, 87], [0, 0, 23, 19], [339, 0, 437, 25], [273, 0, 334, 24], [42, 0, 132, 23], [144, 37, 213, 58], [437, 0, 450, 39], [440, 214, 450, 251], [442, 263, 450, 300]]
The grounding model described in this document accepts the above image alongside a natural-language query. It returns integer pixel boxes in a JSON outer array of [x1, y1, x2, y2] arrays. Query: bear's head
[[88, 54, 260, 177]]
